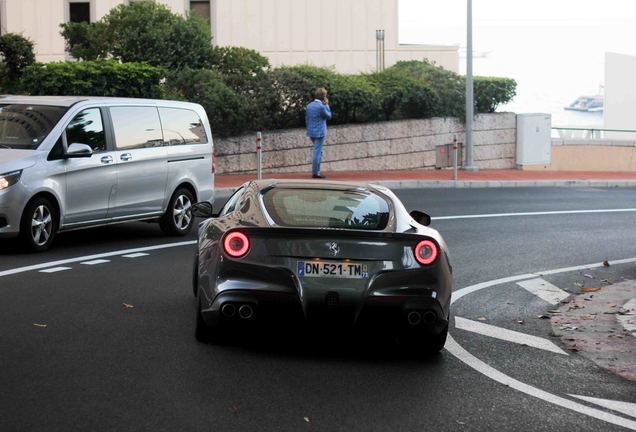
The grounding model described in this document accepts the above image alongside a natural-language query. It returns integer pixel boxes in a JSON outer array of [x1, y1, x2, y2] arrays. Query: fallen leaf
[[32, 323, 48, 328], [517, 320, 524, 324], [537, 315, 550, 319], [477, 316, 487, 321], [574, 282, 584, 288], [603, 260, 610, 267], [580, 315, 594, 320], [123, 303, 134, 308], [581, 287, 601, 292], [583, 274, 594, 279], [304, 417, 310, 423], [568, 347, 579, 352]]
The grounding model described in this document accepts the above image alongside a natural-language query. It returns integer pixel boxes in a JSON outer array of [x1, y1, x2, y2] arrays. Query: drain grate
[[325, 291, 339, 307]]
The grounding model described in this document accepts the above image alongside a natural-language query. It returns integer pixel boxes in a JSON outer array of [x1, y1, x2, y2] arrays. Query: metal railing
[[552, 126, 636, 140]]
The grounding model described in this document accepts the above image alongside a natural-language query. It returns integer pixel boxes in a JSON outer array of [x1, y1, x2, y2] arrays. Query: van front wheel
[[160, 187, 195, 236], [20, 197, 58, 252]]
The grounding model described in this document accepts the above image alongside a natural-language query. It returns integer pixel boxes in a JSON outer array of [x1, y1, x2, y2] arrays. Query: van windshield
[[0, 104, 68, 150]]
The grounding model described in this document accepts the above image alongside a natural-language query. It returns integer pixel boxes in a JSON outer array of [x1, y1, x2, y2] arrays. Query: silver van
[[0, 96, 215, 251]]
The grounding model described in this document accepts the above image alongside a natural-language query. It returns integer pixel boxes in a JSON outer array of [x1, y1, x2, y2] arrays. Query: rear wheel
[[160, 187, 195, 236], [194, 288, 225, 344], [19, 197, 58, 252], [399, 321, 449, 357]]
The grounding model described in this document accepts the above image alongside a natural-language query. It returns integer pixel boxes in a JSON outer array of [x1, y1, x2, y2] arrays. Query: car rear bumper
[[201, 287, 450, 335]]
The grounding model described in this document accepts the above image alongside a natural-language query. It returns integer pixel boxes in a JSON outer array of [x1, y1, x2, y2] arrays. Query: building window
[[69, 1, 90, 23], [190, 0, 210, 23]]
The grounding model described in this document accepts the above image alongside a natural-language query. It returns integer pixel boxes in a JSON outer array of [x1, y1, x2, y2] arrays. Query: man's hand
[[323, 97, 329, 105]]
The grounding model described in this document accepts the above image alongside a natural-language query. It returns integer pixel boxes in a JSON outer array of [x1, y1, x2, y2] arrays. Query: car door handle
[[100, 155, 113, 164], [120, 153, 132, 161]]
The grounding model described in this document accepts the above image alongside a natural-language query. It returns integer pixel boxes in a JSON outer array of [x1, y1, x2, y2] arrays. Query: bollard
[[256, 131, 262, 180], [452, 135, 458, 181]]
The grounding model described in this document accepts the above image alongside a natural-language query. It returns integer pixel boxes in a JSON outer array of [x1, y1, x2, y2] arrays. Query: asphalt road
[[1, 187, 635, 432]]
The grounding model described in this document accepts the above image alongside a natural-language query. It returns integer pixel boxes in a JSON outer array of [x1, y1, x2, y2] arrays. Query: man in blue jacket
[[305, 87, 332, 178]]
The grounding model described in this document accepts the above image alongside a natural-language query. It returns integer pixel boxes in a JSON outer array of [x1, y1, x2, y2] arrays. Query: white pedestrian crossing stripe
[[454, 316, 568, 355], [569, 395, 636, 419], [517, 278, 570, 305]]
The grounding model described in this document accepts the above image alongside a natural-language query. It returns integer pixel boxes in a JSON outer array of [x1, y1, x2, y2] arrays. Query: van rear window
[[0, 104, 68, 149], [158, 107, 208, 145], [262, 188, 390, 230]]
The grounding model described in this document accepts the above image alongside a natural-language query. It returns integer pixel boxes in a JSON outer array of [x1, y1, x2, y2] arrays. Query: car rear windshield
[[0, 104, 68, 150], [262, 188, 390, 230]]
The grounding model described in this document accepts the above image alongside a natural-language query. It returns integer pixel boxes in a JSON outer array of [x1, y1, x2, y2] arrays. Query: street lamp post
[[463, 0, 479, 171]]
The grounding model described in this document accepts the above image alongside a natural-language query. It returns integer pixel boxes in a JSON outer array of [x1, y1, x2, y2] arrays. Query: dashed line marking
[[0, 240, 196, 278], [38, 267, 71, 273], [122, 253, 149, 258], [569, 395, 636, 419], [454, 316, 568, 355], [81, 259, 111, 266], [517, 278, 570, 305]]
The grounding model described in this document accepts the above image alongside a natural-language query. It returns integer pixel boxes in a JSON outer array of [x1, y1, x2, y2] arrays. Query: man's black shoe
[[312, 174, 326, 179]]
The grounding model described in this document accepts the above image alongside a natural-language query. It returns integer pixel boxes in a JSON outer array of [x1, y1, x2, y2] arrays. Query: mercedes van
[[0, 96, 215, 251]]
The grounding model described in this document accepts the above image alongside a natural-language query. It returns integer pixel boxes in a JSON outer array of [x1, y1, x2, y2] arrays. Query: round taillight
[[223, 232, 250, 258], [414, 240, 438, 265]]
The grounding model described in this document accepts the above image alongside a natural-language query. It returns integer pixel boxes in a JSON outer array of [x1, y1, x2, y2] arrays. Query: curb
[[214, 179, 636, 199]]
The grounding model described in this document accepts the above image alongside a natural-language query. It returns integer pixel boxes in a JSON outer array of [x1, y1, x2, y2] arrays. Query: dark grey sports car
[[192, 180, 452, 352]]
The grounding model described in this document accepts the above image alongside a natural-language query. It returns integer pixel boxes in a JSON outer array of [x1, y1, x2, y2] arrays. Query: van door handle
[[100, 155, 113, 164], [120, 153, 132, 161]]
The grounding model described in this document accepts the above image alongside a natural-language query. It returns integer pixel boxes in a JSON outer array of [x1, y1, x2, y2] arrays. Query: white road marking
[[446, 336, 636, 430], [81, 259, 111, 266], [432, 208, 636, 221], [617, 298, 636, 334], [569, 395, 636, 419], [122, 252, 149, 258], [454, 316, 568, 355], [38, 267, 71, 273], [448, 256, 636, 431], [516, 278, 570, 305], [0, 241, 196, 278]]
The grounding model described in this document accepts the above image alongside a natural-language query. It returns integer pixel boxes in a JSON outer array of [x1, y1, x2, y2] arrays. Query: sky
[[398, 0, 636, 127]]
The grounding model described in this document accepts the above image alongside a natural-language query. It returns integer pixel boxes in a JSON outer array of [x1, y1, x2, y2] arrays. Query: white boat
[[564, 95, 603, 112]]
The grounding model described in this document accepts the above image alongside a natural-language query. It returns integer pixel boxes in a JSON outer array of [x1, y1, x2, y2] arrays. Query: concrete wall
[[213, 0, 459, 73], [523, 139, 636, 171], [604, 52, 636, 140], [214, 113, 516, 175]]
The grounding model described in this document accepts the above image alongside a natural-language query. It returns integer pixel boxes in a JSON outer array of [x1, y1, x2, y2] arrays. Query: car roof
[[0, 95, 199, 108]]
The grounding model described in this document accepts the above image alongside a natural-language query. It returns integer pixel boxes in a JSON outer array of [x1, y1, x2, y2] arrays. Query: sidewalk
[[215, 169, 636, 197]]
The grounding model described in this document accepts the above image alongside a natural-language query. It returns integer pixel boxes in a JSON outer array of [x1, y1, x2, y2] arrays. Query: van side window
[[109, 106, 164, 149], [158, 107, 208, 146], [66, 108, 106, 152]]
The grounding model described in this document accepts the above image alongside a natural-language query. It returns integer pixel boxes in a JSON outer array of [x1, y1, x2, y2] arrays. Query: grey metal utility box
[[435, 142, 463, 169]]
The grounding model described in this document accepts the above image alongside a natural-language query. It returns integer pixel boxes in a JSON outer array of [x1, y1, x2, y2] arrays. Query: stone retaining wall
[[215, 113, 516, 175]]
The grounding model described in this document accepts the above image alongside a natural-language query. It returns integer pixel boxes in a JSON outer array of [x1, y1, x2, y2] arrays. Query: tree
[[60, 0, 214, 69], [0, 33, 36, 90]]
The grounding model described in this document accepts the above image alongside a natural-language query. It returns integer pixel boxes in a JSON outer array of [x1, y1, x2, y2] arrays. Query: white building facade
[[0, 0, 459, 73]]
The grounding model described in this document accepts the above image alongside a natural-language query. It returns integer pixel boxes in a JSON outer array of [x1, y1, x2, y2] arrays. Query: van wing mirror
[[409, 210, 431, 226], [65, 143, 93, 158], [191, 202, 215, 218]]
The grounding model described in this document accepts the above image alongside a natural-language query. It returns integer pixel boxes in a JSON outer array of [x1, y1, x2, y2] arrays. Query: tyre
[[399, 321, 449, 357], [19, 197, 58, 252], [192, 254, 199, 297], [160, 187, 195, 236]]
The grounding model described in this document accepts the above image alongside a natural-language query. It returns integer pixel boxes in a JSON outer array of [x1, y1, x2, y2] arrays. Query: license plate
[[297, 260, 369, 279]]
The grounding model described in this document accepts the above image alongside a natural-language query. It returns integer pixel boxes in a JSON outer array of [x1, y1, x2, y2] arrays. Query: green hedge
[[19, 60, 164, 98]]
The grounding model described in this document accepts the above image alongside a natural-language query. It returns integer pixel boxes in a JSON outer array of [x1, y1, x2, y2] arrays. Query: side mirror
[[191, 201, 215, 218], [410, 210, 431, 226], [65, 143, 93, 158]]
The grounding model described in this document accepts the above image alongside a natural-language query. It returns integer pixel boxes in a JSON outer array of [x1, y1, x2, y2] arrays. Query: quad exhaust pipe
[[407, 310, 437, 326], [221, 303, 236, 318]]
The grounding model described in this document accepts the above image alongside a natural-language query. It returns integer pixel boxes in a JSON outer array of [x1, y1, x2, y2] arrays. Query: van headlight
[[0, 170, 22, 190]]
